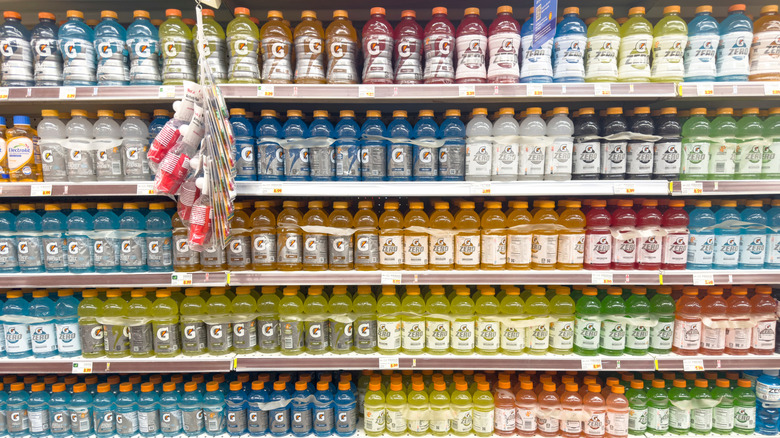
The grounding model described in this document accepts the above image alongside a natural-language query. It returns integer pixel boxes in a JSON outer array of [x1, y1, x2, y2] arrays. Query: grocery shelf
[[0, 85, 181, 102], [670, 180, 780, 196], [0, 354, 235, 374], [0, 271, 226, 288], [678, 81, 780, 100], [653, 353, 780, 371], [0, 181, 161, 197], [660, 269, 774, 286]]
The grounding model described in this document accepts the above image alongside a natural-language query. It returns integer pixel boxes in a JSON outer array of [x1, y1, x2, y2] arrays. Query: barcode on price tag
[[527, 84, 544, 96], [359, 85, 375, 98], [765, 83, 780, 95], [696, 83, 714, 96], [613, 183, 636, 194], [72, 362, 93, 373], [680, 181, 703, 195], [379, 357, 399, 369], [592, 272, 613, 284], [693, 273, 714, 286], [171, 273, 193, 285], [30, 184, 52, 196], [594, 83, 611, 95], [581, 358, 602, 370], [0, 87, 9, 100], [59, 86, 76, 99], [381, 272, 402, 285], [136, 183, 155, 195], [683, 359, 705, 371], [257, 85, 275, 97], [459, 85, 475, 97], [158, 85, 176, 98]]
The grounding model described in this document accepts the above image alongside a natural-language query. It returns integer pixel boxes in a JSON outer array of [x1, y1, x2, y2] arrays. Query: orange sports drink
[[302, 200, 328, 271], [404, 201, 430, 270], [328, 201, 354, 270], [354, 200, 379, 270], [250, 201, 277, 271], [556, 201, 586, 270], [429, 201, 455, 270], [531, 200, 560, 269], [379, 201, 404, 270], [259, 11, 293, 83], [293, 10, 326, 83], [325, 10, 359, 84], [276, 201, 303, 270], [481, 201, 507, 270], [227, 202, 251, 270], [507, 201, 533, 269]]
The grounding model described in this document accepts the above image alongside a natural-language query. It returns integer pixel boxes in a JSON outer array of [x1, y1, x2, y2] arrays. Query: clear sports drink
[[572, 108, 601, 180], [294, 11, 325, 84], [31, 12, 62, 86], [518, 107, 546, 180], [716, 4, 753, 81], [488, 6, 521, 83], [58, 10, 96, 85], [750, 5, 780, 80], [93, 110, 123, 181], [651, 6, 687, 82], [672, 287, 702, 355], [684, 6, 719, 82], [424, 8, 456, 84], [455, 8, 487, 83], [394, 10, 424, 84], [159, 9, 195, 84], [259, 11, 292, 84], [554, 7, 587, 82], [94, 10, 129, 86], [362, 8, 394, 84], [492, 107, 521, 181], [0, 11, 33, 86], [193, 9, 227, 83], [681, 107, 710, 180], [121, 110, 150, 180], [520, 8, 554, 83], [326, 11, 358, 84], [585, 7, 620, 82], [127, 10, 161, 85], [545, 107, 574, 180], [465, 108, 493, 180], [709, 108, 738, 180]]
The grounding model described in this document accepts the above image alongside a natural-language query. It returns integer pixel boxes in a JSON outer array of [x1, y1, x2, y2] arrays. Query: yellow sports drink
[[507, 201, 532, 269], [455, 201, 480, 270], [377, 286, 402, 354], [6, 116, 41, 182], [525, 288, 551, 354], [379, 201, 404, 270], [303, 201, 328, 271], [180, 288, 207, 355], [279, 286, 305, 354], [325, 10, 359, 84], [425, 288, 450, 354], [354, 200, 379, 270], [228, 202, 251, 270], [480, 201, 507, 269], [205, 288, 233, 355], [401, 287, 426, 354], [259, 11, 293, 83], [277, 201, 303, 270], [250, 201, 277, 271], [450, 288, 475, 355], [556, 201, 586, 270], [404, 202, 429, 270], [293, 11, 326, 84], [429, 202, 455, 270], [329, 201, 354, 270], [231, 287, 257, 354], [304, 287, 329, 353], [531, 200, 559, 269]]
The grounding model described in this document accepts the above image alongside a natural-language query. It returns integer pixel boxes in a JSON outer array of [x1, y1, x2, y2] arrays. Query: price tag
[[526, 84, 544, 96], [72, 362, 93, 373], [136, 182, 155, 195], [379, 357, 399, 369], [158, 85, 176, 98], [765, 83, 780, 96], [592, 272, 614, 285], [171, 273, 193, 285], [470, 182, 491, 195], [381, 272, 402, 285], [358, 85, 375, 98], [0, 87, 9, 100], [59, 86, 76, 99], [683, 359, 705, 371], [680, 181, 703, 195], [581, 358, 603, 370], [594, 83, 611, 96], [261, 182, 283, 195], [257, 85, 275, 97], [692, 273, 714, 286], [696, 83, 715, 96], [613, 183, 636, 194], [458, 85, 475, 97], [30, 183, 52, 196]]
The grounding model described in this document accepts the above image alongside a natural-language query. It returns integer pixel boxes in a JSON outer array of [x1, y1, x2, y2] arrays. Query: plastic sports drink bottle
[[492, 107, 521, 180], [226, 8, 260, 84], [554, 8, 587, 82], [232, 287, 257, 353], [438, 109, 466, 180], [0, 11, 34, 86], [574, 287, 601, 355], [360, 110, 386, 181], [684, 6, 719, 82], [572, 108, 601, 179], [127, 10, 161, 85], [450, 288, 475, 354], [672, 287, 702, 355], [404, 202, 430, 270], [307, 110, 334, 181], [377, 287, 402, 354], [424, 8, 456, 84], [724, 287, 751, 355], [750, 5, 780, 80], [600, 288, 626, 356], [700, 288, 727, 354], [77, 289, 103, 357], [714, 200, 741, 269], [326, 11, 358, 84], [58, 10, 96, 85], [763, 108, 780, 179], [282, 111, 309, 181], [465, 108, 493, 180], [611, 200, 637, 269], [481, 201, 506, 269], [735, 108, 764, 179], [709, 108, 738, 180], [488, 6, 521, 83], [717, 4, 753, 81], [545, 107, 574, 180], [412, 110, 439, 180], [635, 200, 662, 270], [66, 203, 94, 273], [127, 290, 154, 357], [424, 288, 450, 354], [653, 107, 682, 180], [102, 289, 129, 357], [353, 201, 379, 270], [585, 7, 620, 82], [601, 107, 628, 179], [662, 200, 689, 270], [260, 11, 293, 84], [150, 290, 179, 357], [401, 288, 425, 355], [384, 381, 406, 435], [739, 200, 767, 268], [520, 8, 554, 83], [606, 386, 629, 438], [557, 201, 585, 269], [525, 289, 550, 354], [751, 286, 777, 354], [294, 11, 325, 84], [518, 107, 546, 180], [531, 201, 559, 269], [94, 10, 129, 86], [334, 110, 361, 180], [651, 6, 687, 82], [29, 290, 57, 358], [329, 202, 354, 270], [455, 8, 487, 83], [454, 201, 481, 269], [159, 9, 194, 84], [626, 107, 654, 179], [193, 9, 227, 83], [378, 202, 403, 270], [387, 111, 413, 181], [180, 288, 206, 355], [394, 11, 423, 84], [6, 116, 41, 182], [31, 12, 62, 86], [362, 8, 393, 84], [429, 201, 454, 270], [255, 110, 284, 181], [681, 108, 710, 179], [93, 110, 123, 181], [549, 288, 575, 354]]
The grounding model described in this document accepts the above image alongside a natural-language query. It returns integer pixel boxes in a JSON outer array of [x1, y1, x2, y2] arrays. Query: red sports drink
[[699, 288, 727, 355], [751, 285, 778, 355], [515, 380, 537, 436], [635, 199, 662, 270], [394, 10, 424, 84], [455, 7, 487, 83], [724, 286, 751, 355], [611, 200, 637, 269], [661, 200, 689, 269], [362, 7, 394, 84], [672, 286, 702, 356], [584, 200, 611, 270], [583, 384, 606, 438], [487, 5, 522, 83], [423, 7, 456, 84]]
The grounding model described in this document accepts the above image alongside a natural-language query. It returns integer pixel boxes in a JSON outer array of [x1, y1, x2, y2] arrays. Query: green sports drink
[[279, 286, 304, 355], [364, 378, 386, 436], [151, 289, 180, 357], [548, 287, 575, 355], [668, 379, 691, 434], [627, 380, 648, 435], [471, 381, 494, 437], [329, 286, 354, 353], [159, 9, 195, 85], [649, 286, 675, 354], [401, 288, 426, 355], [763, 108, 780, 179], [385, 380, 407, 436], [353, 286, 378, 353], [650, 6, 688, 82], [574, 287, 601, 355], [450, 380, 473, 436], [231, 287, 257, 353], [618, 7, 653, 82], [425, 288, 450, 355], [103, 289, 130, 358], [524, 288, 550, 354], [192, 8, 227, 83], [689, 379, 714, 434], [475, 290, 500, 355], [128, 290, 154, 358], [304, 287, 329, 353], [450, 289, 475, 354], [499, 288, 524, 355], [78, 289, 105, 358], [599, 287, 626, 356], [377, 286, 402, 354], [429, 380, 451, 435], [708, 108, 738, 180], [205, 288, 233, 355], [711, 378, 734, 434], [735, 107, 764, 180], [647, 379, 670, 434], [681, 108, 711, 180], [585, 6, 621, 82], [257, 286, 281, 353], [408, 380, 430, 435], [180, 287, 207, 355], [625, 287, 651, 356], [733, 378, 757, 434]]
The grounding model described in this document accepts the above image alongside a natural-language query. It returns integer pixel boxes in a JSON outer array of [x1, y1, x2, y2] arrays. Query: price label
[[72, 362, 93, 373], [680, 181, 703, 195], [257, 85, 275, 97], [470, 182, 491, 194], [158, 85, 176, 98], [613, 183, 636, 194], [261, 182, 283, 195], [526, 84, 544, 96], [379, 357, 399, 369], [692, 273, 714, 286], [594, 83, 611, 96], [59, 86, 76, 99], [592, 272, 614, 285], [358, 85, 375, 98], [381, 272, 402, 285], [696, 83, 715, 96], [0, 87, 9, 100], [581, 358, 603, 370], [171, 272, 193, 285], [30, 183, 52, 197], [458, 85, 475, 97], [683, 359, 705, 371], [136, 182, 155, 195], [765, 83, 780, 96]]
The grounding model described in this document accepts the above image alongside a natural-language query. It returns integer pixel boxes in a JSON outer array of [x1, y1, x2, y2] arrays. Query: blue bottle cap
[[13, 116, 29, 126]]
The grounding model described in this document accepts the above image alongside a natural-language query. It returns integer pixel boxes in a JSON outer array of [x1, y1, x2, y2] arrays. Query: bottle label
[[314, 405, 333, 434], [501, 320, 525, 352], [251, 232, 276, 267], [66, 235, 93, 270], [329, 235, 353, 267], [688, 233, 715, 265], [684, 34, 718, 79], [7, 407, 28, 433], [248, 409, 268, 435], [574, 317, 601, 350], [455, 234, 480, 266], [487, 32, 521, 81], [290, 408, 310, 435], [725, 326, 751, 351], [750, 31, 780, 75], [681, 141, 710, 175], [439, 140, 466, 178], [388, 142, 412, 178], [363, 34, 394, 82], [519, 142, 546, 176], [303, 233, 327, 265], [650, 319, 674, 350], [520, 36, 553, 81], [181, 409, 204, 433], [451, 320, 475, 350], [585, 34, 620, 80], [0, 237, 18, 269], [79, 322, 104, 355], [304, 320, 328, 351], [0, 36, 33, 84], [562, 415, 582, 434], [42, 236, 67, 270], [626, 322, 650, 350], [618, 33, 652, 80], [235, 139, 256, 177], [466, 140, 493, 177], [739, 233, 766, 265], [714, 234, 740, 265], [395, 36, 423, 83], [493, 141, 520, 176], [226, 235, 250, 269], [627, 141, 654, 175], [672, 319, 702, 350], [531, 234, 558, 265], [702, 324, 725, 350], [128, 36, 160, 83], [612, 235, 637, 265], [257, 140, 285, 177], [717, 31, 752, 77], [277, 232, 302, 265], [116, 411, 139, 435], [423, 235, 453, 267], [294, 35, 325, 82], [475, 319, 501, 351], [573, 140, 601, 175], [379, 234, 403, 266], [335, 402, 357, 435], [600, 320, 626, 351], [585, 232, 612, 265], [152, 322, 180, 355], [61, 37, 96, 83], [651, 34, 687, 79], [120, 235, 146, 268], [737, 141, 765, 175], [550, 319, 574, 350], [281, 319, 304, 351], [336, 139, 360, 179], [764, 141, 780, 174], [29, 409, 49, 433], [601, 141, 627, 175], [470, 409, 493, 434], [385, 409, 406, 433], [5, 322, 31, 354], [308, 147, 333, 180], [129, 323, 153, 354], [30, 322, 57, 354], [233, 319, 257, 350], [360, 143, 386, 179], [653, 140, 682, 175], [607, 411, 629, 436], [327, 38, 358, 83], [96, 36, 129, 83], [429, 409, 449, 433], [586, 412, 606, 435], [55, 321, 80, 353], [691, 407, 712, 431], [709, 141, 737, 176], [258, 317, 280, 351], [401, 318, 425, 350], [49, 408, 69, 435], [404, 235, 428, 266], [95, 236, 120, 269], [123, 140, 149, 178], [455, 34, 487, 81], [413, 144, 437, 178], [227, 409, 246, 435], [194, 35, 227, 81], [355, 233, 378, 266], [557, 233, 585, 265], [70, 408, 92, 434], [663, 232, 689, 266], [181, 321, 206, 353], [206, 322, 232, 352], [40, 140, 68, 180], [146, 234, 173, 269], [139, 409, 160, 434], [508, 234, 532, 266], [752, 319, 776, 350], [538, 415, 559, 433], [713, 406, 734, 431], [424, 33, 455, 82], [628, 407, 647, 432], [160, 36, 194, 82], [7, 137, 35, 177], [636, 235, 662, 266], [647, 406, 669, 431], [425, 319, 450, 351], [526, 322, 550, 350], [516, 407, 536, 432], [481, 234, 507, 266], [553, 34, 586, 80], [735, 406, 756, 430], [330, 320, 353, 351], [17, 236, 43, 269], [377, 319, 401, 350], [284, 147, 310, 178], [546, 138, 573, 176]]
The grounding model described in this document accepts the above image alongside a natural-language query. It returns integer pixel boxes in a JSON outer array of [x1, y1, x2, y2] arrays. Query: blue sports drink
[[334, 110, 361, 181], [334, 381, 357, 436], [387, 111, 414, 181], [16, 204, 44, 273], [3, 291, 31, 358], [66, 203, 94, 273], [50, 383, 71, 438], [203, 382, 226, 436], [54, 290, 81, 357], [716, 4, 753, 81], [309, 111, 336, 181], [69, 383, 93, 437], [767, 200, 780, 269], [313, 381, 335, 436], [93, 383, 116, 438], [231, 109, 256, 181], [247, 381, 269, 436], [739, 200, 767, 269], [160, 382, 183, 436], [180, 382, 204, 436], [683, 5, 719, 81], [553, 7, 587, 82], [119, 203, 147, 272], [41, 204, 68, 273], [713, 200, 741, 269], [412, 110, 439, 181], [687, 200, 716, 269], [93, 203, 120, 273], [0, 11, 34, 86], [283, 110, 310, 181], [0, 205, 19, 272], [31, 12, 62, 86], [29, 290, 58, 358], [94, 10, 129, 85], [360, 110, 387, 181], [7, 382, 28, 436], [520, 9, 554, 83], [138, 383, 161, 437], [145, 203, 173, 272], [438, 109, 466, 180], [149, 110, 170, 144], [115, 383, 138, 437], [226, 381, 247, 436], [291, 381, 313, 437], [126, 10, 161, 85], [270, 381, 291, 436], [256, 110, 284, 180], [58, 10, 96, 85], [27, 383, 50, 437]]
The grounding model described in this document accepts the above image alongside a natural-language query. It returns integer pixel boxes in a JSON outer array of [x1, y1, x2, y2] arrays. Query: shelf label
[[613, 183, 635, 194], [592, 272, 614, 285], [257, 85, 275, 97], [158, 85, 176, 98], [581, 358, 603, 370], [358, 85, 375, 98], [261, 182, 283, 194], [458, 85, 475, 97], [30, 183, 52, 197], [59, 86, 76, 99], [381, 272, 402, 285], [683, 359, 705, 372], [379, 357, 399, 369], [696, 83, 715, 96], [527, 84, 544, 96], [0, 87, 8, 100], [679, 181, 703, 195], [765, 83, 780, 96], [594, 83, 611, 96], [692, 273, 714, 286], [171, 273, 193, 285], [136, 182, 155, 195], [72, 361, 93, 373], [470, 182, 491, 194]]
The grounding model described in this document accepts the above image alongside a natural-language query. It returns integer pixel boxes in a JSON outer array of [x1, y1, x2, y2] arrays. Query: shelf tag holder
[[257, 85, 275, 97], [593, 83, 611, 96], [72, 361, 93, 373], [30, 183, 52, 197], [692, 273, 714, 286], [158, 86, 176, 98], [358, 85, 375, 98], [0, 87, 8, 100], [527, 84, 544, 96], [381, 272, 402, 285], [136, 182, 155, 195], [613, 183, 635, 194], [591, 272, 613, 285], [679, 181, 703, 195], [458, 85, 475, 97], [379, 357, 399, 369], [59, 87, 76, 99], [696, 83, 714, 96], [172, 273, 193, 285], [581, 358, 602, 370], [766, 83, 780, 96], [683, 359, 705, 372]]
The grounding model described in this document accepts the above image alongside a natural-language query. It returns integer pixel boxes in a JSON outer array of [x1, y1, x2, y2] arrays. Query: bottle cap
[[729, 4, 747, 12], [41, 109, 59, 117], [165, 9, 182, 17], [617, 199, 633, 207], [97, 110, 114, 118], [101, 10, 118, 19], [717, 107, 734, 115], [384, 201, 399, 209], [141, 382, 155, 392], [339, 110, 355, 118], [229, 108, 246, 116], [762, 5, 779, 13], [445, 109, 461, 117], [597, 6, 614, 15], [606, 107, 623, 115], [366, 110, 381, 118], [634, 106, 651, 114], [630, 380, 643, 389], [67, 10, 84, 19], [527, 107, 542, 115], [370, 7, 386, 15], [200, 9, 215, 17], [432, 7, 448, 15], [485, 201, 502, 209], [134, 10, 151, 18], [393, 110, 407, 118], [3, 11, 21, 20], [498, 6, 513, 14], [402, 10, 417, 18], [696, 5, 713, 13], [333, 10, 349, 18], [629, 7, 646, 15], [434, 201, 449, 209], [12, 115, 30, 126], [744, 107, 760, 115]]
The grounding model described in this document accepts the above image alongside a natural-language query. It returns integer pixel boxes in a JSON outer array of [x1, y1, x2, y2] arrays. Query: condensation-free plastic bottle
[[31, 12, 62, 86], [489, 6, 522, 83], [650, 6, 688, 82], [716, 4, 753, 81], [684, 6, 720, 82], [553, 7, 587, 82]]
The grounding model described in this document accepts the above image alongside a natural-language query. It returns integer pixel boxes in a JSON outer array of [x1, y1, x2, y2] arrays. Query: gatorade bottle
[[77, 289, 103, 358], [93, 203, 120, 273], [545, 107, 574, 181], [3, 290, 31, 359], [601, 107, 628, 180], [283, 111, 309, 181], [29, 290, 57, 358], [525, 289, 551, 354], [293, 11, 325, 84], [121, 110, 151, 181], [480, 201, 506, 269], [626, 381, 647, 435], [28, 382, 50, 437], [531, 200, 559, 269], [413, 110, 439, 180], [328, 287, 354, 354], [40, 204, 67, 273], [739, 200, 768, 268], [554, 8, 587, 82], [362, 8, 394, 84], [247, 380, 269, 435], [308, 110, 335, 181], [472, 381, 494, 437], [303, 288, 328, 354], [6, 382, 28, 435], [717, 4, 753, 81], [360, 110, 387, 181], [66, 203, 94, 273], [384, 380, 406, 435], [181, 382, 204, 435], [684, 6, 720, 82], [326, 11, 358, 84], [518, 107, 547, 180], [127, 10, 161, 85], [299, 204, 327, 270], [94, 10, 129, 85], [16, 204, 45, 273], [7, 116, 42, 182], [764, 108, 780, 178], [450, 288, 476, 354], [681, 107, 710, 180], [424, 288, 450, 354], [329, 202, 354, 270], [465, 108, 493, 181], [556, 201, 585, 269], [699, 288, 728, 355], [138, 382, 162, 437], [713, 200, 742, 268], [438, 109, 466, 180], [429, 201, 455, 270], [653, 107, 682, 180], [193, 9, 227, 83], [662, 200, 689, 270], [352, 287, 377, 353], [635, 200, 662, 270], [649, 287, 675, 354], [606, 385, 629, 438], [626, 107, 655, 179], [393, 10, 423, 84], [230, 109, 256, 180], [690, 379, 714, 434], [404, 202, 430, 270], [769, 200, 780, 268], [455, 8, 487, 83], [611, 200, 637, 269], [0, 11, 33, 86], [599, 288, 627, 356], [401, 288, 425, 355], [225, 381, 247, 436], [31, 12, 62, 86], [289, 381, 311, 437], [585, 7, 620, 82], [574, 287, 601, 355], [353, 201, 379, 270], [118, 203, 147, 272], [492, 107, 521, 181], [70, 383, 93, 437], [750, 5, 780, 80], [454, 201, 480, 269], [377, 287, 402, 354], [127, 290, 154, 358], [734, 379, 757, 432], [625, 288, 651, 356], [474, 290, 500, 355], [521, 8, 554, 83], [102, 289, 129, 357], [54, 289, 81, 357], [180, 288, 206, 356], [205, 288, 233, 355], [0, 204, 17, 273], [255, 110, 284, 181], [378, 201, 403, 270], [450, 381, 473, 435], [259, 11, 292, 84], [488, 6, 522, 83], [255, 286, 280, 353], [651, 6, 688, 82], [573, 108, 601, 180], [387, 111, 413, 181], [115, 382, 139, 437], [231, 287, 257, 354], [334, 110, 360, 180], [159, 9, 195, 84], [150, 290, 179, 357], [424, 8, 456, 84], [549, 288, 575, 354], [672, 287, 703, 355], [735, 107, 764, 179], [38, 110, 67, 182], [58, 10, 96, 85]]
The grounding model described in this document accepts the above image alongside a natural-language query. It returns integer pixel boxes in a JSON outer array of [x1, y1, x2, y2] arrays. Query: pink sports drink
[[394, 10, 424, 84], [635, 199, 662, 270], [455, 8, 487, 83], [487, 5, 522, 83], [362, 7, 394, 84], [423, 7, 456, 84], [584, 200, 612, 270], [661, 200, 689, 269], [611, 200, 637, 269]]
